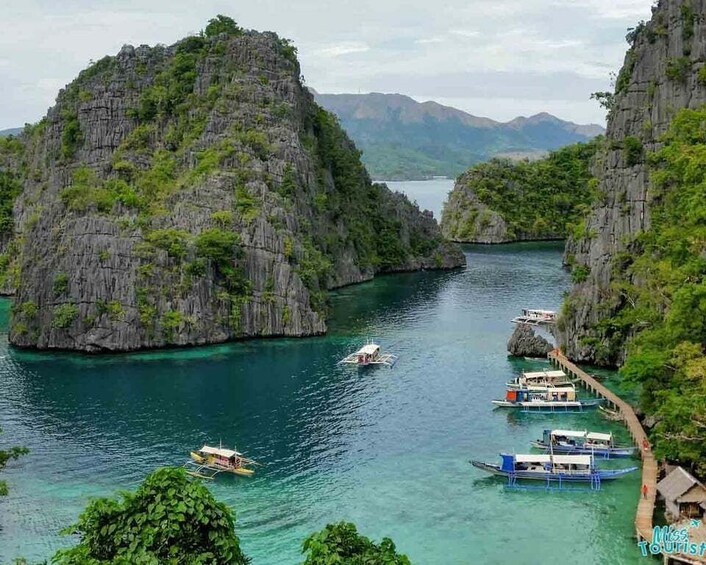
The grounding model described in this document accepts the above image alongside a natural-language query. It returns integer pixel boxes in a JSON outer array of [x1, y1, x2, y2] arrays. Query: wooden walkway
[[548, 350, 657, 544]]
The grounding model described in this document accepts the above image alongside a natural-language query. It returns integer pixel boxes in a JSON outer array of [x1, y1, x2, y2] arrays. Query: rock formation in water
[[507, 323, 553, 358], [440, 141, 599, 243], [0, 17, 465, 352], [559, 0, 706, 364]]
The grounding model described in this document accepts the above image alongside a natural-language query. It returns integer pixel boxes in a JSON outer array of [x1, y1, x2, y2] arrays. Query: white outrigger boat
[[506, 370, 572, 389], [511, 308, 557, 325], [184, 444, 259, 479], [338, 340, 398, 367], [531, 429, 637, 458]]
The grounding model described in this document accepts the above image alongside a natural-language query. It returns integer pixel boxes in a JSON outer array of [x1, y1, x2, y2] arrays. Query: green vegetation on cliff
[[441, 139, 600, 242], [582, 108, 706, 474]]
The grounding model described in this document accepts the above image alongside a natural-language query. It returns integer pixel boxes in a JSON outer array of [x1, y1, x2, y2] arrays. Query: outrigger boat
[[492, 384, 602, 412], [470, 453, 638, 490], [184, 445, 258, 479], [531, 429, 637, 458], [506, 370, 572, 389], [338, 340, 398, 367], [511, 309, 557, 325]]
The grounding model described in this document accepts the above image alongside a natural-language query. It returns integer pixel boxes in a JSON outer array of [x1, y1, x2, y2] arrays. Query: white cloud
[[316, 41, 370, 57], [449, 29, 480, 39], [415, 37, 445, 44], [0, 0, 656, 128]]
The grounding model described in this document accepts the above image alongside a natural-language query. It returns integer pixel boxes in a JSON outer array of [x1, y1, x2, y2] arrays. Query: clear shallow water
[[0, 242, 643, 564]]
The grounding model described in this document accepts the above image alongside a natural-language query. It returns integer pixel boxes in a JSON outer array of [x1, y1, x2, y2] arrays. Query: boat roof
[[551, 429, 587, 438], [357, 343, 380, 355], [552, 454, 592, 465], [514, 454, 552, 463], [523, 309, 556, 315], [511, 454, 592, 465], [199, 445, 241, 458], [586, 432, 613, 441], [523, 370, 567, 379]]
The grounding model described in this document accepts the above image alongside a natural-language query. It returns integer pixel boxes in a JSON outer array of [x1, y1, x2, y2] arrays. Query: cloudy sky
[[0, 0, 655, 129]]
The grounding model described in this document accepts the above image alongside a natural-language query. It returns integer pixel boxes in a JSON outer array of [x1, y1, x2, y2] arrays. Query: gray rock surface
[[507, 323, 553, 358], [1, 29, 465, 352], [559, 0, 706, 364]]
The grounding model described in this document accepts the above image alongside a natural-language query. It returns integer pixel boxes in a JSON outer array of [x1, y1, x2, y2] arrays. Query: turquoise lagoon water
[[0, 242, 645, 564]]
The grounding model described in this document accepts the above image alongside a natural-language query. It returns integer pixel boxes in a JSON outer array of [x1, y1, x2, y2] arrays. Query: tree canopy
[[204, 15, 242, 38], [52, 467, 249, 564], [442, 139, 601, 242], [302, 522, 411, 565], [0, 426, 28, 496]]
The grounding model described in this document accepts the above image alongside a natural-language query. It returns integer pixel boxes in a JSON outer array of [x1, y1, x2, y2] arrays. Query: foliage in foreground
[[0, 426, 28, 496], [53, 467, 249, 564], [302, 521, 411, 565], [442, 138, 601, 241], [588, 107, 706, 476]]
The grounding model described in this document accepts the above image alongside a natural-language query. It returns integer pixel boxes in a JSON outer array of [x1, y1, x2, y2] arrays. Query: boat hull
[[491, 398, 602, 411], [470, 460, 638, 481], [530, 441, 637, 458]]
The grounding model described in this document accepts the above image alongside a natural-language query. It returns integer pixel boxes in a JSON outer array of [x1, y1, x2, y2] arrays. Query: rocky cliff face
[[559, 0, 706, 364], [441, 178, 515, 243], [2, 22, 464, 352]]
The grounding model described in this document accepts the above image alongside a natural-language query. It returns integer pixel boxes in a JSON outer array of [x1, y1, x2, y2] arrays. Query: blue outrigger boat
[[531, 429, 637, 458], [471, 453, 638, 490]]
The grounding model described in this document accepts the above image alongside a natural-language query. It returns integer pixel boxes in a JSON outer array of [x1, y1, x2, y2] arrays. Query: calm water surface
[[0, 241, 643, 564]]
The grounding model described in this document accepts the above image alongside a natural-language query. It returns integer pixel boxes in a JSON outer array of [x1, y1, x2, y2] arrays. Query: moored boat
[[511, 309, 557, 325], [338, 340, 398, 367], [492, 384, 602, 412], [470, 453, 638, 490], [491, 398, 602, 412], [531, 429, 637, 458], [184, 445, 258, 479]]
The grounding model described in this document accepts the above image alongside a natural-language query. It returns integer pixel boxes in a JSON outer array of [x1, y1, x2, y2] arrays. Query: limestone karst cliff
[[0, 18, 465, 352], [559, 0, 706, 364]]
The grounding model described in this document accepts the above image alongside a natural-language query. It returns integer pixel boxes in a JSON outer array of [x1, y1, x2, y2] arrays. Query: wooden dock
[[548, 350, 657, 544]]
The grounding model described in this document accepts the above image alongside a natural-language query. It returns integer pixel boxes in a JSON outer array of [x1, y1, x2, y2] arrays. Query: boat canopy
[[551, 429, 587, 438], [523, 370, 566, 379], [357, 344, 380, 355], [586, 432, 612, 441], [199, 445, 241, 458], [523, 309, 556, 316], [514, 454, 552, 463], [551, 454, 593, 466]]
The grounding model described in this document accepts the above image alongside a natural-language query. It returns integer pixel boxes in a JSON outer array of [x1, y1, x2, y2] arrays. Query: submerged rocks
[[507, 324, 553, 358]]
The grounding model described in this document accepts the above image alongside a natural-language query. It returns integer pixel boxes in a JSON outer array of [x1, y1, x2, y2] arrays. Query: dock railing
[[547, 350, 657, 544]]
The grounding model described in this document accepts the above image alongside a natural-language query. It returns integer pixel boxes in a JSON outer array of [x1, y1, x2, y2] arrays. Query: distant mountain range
[[0, 127, 22, 137], [313, 92, 604, 180]]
